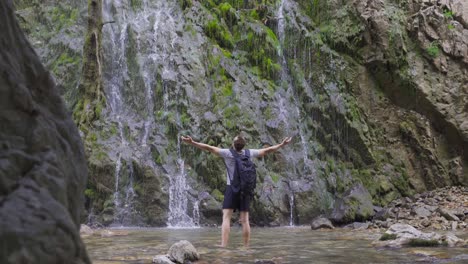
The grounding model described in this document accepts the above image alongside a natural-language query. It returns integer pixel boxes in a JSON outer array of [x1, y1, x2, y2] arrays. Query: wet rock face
[[14, 0, 468, 229], [330, 184, 375, 224], [0, 1, 89, 263]]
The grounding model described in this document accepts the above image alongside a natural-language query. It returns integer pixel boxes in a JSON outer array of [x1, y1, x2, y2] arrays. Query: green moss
[[178, 0, 193, 10], [109, 124, 118, 136], [250, 9, 260, 20], [87, 132, 98, 143], [84, 188, 96, 199], [211, 189, 224, 201], [270, 172, 280, 183], [95, 151, 108, 161], [352, 169, 378, 198], [223, 104, 241, 120], [95, 102, 103, 118], [408, 239, 442, 247], [221, 82, 233, 97], [133, 183, 143, 196], [391, 169, 412, 197], [379, 233, 397, 241], [50, 6, 79, 30], [426, 41, 440, 58], [204, 19, 234, 50], [221, 48, 232, 58], [443, 9, 453, 19], [155, 155, 163, 165], [130, 0, 142, 11], [51, 52, 79, 74], [218, 2, 237, 26]]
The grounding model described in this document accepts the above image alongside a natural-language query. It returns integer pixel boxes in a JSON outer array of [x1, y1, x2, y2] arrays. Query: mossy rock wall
[[15, 0, 468, 227]]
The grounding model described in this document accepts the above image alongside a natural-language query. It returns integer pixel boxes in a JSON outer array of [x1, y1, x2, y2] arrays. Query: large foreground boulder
[[0, 1, 90, 263]]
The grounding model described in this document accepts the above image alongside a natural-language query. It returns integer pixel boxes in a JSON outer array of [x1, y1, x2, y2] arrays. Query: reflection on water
[[83, 227, 467, 264]]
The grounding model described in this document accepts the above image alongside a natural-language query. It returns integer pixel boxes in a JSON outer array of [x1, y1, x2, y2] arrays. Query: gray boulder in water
[[0, 1, 89, 263], [310, 217, 335, 230], [168, 240, 199, 264], [153, 255, 176, 264]]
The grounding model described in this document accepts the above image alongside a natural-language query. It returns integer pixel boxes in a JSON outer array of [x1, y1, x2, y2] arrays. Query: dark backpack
[[229, 148, 257, 196]]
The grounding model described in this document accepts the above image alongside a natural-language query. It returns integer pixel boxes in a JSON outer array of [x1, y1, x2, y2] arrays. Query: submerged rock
[[168, 240, 199, 264], [255, 260, 278, 264], [310, 217, 334, 230], [344, 222, 370, 230], [153, 255, 175, 264], [80, 224, 94, 236]]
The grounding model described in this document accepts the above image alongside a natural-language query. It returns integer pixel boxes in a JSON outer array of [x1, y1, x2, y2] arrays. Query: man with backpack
[[181, 135, 292, 248]]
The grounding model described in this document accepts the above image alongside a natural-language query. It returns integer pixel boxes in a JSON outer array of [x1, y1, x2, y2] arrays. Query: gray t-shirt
[[219, 149, 261, 185]]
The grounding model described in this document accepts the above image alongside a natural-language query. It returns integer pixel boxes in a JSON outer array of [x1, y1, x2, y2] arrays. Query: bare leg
[[221, 209, 233, 247], [240, 211, 250, 248]]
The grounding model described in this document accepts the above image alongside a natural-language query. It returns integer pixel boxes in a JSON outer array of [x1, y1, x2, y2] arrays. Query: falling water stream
[[276, 0, 313, 226], [102, 0, 200, 227]]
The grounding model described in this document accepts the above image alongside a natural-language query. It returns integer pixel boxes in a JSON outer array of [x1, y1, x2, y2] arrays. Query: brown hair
[[233, 136, 246, 151]]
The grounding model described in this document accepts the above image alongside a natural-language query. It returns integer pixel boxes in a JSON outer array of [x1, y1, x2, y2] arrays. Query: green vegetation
[[270, 172, 280, 183], [379, 233, 397, 241], [204, 19, 234, 50], [51, 6, 79, 31], [178, 0, 193, 10], [201, 0, 280, 80], [443, 9, 453, 19], [84, 188, 97, 199], [130, 0, 142, 11], [211, 189, 224, 201], [426, 41, 440, 58], [408, 239, 444, 247]]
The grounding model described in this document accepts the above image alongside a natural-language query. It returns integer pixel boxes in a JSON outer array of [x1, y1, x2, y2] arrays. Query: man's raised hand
[[281, 136, 292, 146], [181, 135, 193, 144]]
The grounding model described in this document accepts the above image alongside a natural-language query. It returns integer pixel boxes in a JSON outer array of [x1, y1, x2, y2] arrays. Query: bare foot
[[239, 245, 250, 251]]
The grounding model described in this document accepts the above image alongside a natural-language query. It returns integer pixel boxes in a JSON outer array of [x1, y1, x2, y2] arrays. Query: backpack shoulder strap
[[230, 148, 250, 158], [229, 148, 240, 158]]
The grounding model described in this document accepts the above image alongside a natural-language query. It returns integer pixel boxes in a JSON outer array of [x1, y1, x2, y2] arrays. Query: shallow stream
[[83, 227, 468, 263]]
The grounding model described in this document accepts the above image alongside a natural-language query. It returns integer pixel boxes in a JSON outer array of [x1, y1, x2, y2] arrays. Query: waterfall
[[100, 0, 200, 228], [167, 136, 199, 228], [112, 161, 138, 226], [277, 0, 310, 168], [103, 0, 143, 227], [289, 193, 295, 226]]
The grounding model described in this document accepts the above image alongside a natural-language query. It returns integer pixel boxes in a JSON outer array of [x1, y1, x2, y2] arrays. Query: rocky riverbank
[[311, 186, 468, 232], [371, 186, 467, 231]]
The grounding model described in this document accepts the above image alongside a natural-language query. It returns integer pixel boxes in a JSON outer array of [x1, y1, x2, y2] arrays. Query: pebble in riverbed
[[371, 186, 467, 231]]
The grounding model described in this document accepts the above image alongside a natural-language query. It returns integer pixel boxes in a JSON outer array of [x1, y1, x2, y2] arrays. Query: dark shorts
[[222, 185, 251, 212]]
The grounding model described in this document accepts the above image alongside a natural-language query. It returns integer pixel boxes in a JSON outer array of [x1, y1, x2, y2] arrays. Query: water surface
[[83, 227, 467, 263]]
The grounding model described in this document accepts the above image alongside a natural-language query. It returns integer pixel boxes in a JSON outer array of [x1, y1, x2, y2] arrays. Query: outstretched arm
[[181, 136, 221, 156], [257, 137, 292, 157]]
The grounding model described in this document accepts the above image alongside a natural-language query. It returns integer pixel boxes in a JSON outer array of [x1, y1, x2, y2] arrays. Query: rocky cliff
[[14, 0, 467, 227], [0, 0, 90, 263]]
